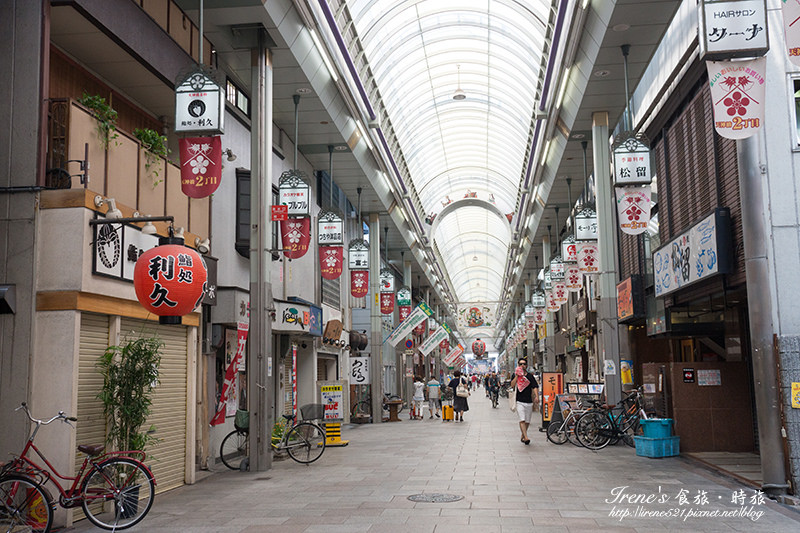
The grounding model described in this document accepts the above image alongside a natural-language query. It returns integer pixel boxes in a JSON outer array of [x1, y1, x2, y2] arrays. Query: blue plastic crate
[[634, 436, 680, 458], [640, 418, 673, 438]]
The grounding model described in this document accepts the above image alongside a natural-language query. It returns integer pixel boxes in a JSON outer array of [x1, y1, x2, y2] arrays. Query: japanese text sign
[[616, 185, 652, 235], [278, 172, 310, 216], [179, 136, 222, 198], [613, 137, 652, 185], [349, 357, 370, 384], [783, 1, 800, 66], [175, 71, 224, 134], [317, 211, 343, 245], [699, 0, 769, 61], [707, 57, 766, 140], [386, 302, 433, 346]]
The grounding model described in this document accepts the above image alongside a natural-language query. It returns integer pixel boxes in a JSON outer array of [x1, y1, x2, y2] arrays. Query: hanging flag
[[179, 136, 222, 198], [706, 57, 766, 140], [565, 265, 582, 292], [319, 245, 343, 279], [616, 185, 652, 235], [380, 292, 395, 315], [784, 0, 800, 66], [546, 290, 559, 312], [211, 322, 248, 425], [577, 242, 600, 274], [386, 301, 434, 346], [399, 305, 412, 321], [280, 217, 311, 259], [350, 270, 369, 298], [553, 282, 568, 305], [419, 325, 448, 356], [533, 308, 547, 325]]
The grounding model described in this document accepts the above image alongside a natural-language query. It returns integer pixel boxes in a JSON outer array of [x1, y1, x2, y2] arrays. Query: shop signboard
[[175, 70, 224, 134], [379, 269, 395, 293], [706, 57, 766, 140], [698, 369, 722, 386], [318, 381, 346, 422], [562, 235, 578, 263], [613, 136, 652, 185], [317, 211, 344, 245], [653, 208, 732, 297], [349, 357, 370, 384], [272, 299, 322, 336], [94, 220, 158, 281], [698, 0, 768, 61], [396, 287, 412, 307], [575, 208, 598, 241], [348, 239, 369, 269], [616, 275, 645, 322], [550, 256, 565, 281], [278, 171, 311, 216], [386, 302, 434, 346], [532, 290, 546, 308], [541, 372, 564, 423]]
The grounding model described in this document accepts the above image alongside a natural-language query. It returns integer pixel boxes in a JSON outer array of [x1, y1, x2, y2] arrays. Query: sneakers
[[435, 412, 440, 418]]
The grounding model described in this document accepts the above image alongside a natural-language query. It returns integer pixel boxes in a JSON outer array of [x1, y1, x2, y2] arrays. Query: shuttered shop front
[[76, 313, 111, 472]]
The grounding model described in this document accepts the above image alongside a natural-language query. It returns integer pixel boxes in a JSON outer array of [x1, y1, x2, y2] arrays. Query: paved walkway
[[63, 390, 800, 532]]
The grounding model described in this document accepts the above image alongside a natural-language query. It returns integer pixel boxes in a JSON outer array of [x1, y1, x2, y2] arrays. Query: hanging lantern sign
[[396, 287, 412, 307], [562, 235, 578, 263], [544, 267, 552, 290], [612, 135, 652, 186], [550, 256, 565, 281], [472, 338, 486, 357], [379, 269, 395, 294], [698, 0, 768, 62], [553, 281, 568, 306], [179, 136, 222, 198], [575, 208, 598, 241], [577, 242, 600, 274], [317, 211, 344, 245], [533, 308, 547, 325], [348, 239, 369, 270], [380, 292, 395, 315], [783, 1, 800, 66], [546, 290, 559, 312], [133, 237, 208, 325], [565, 265, 582, 292], [532, 290, 546, 308], [319, 245, 343, 279], [706, 57, 766, 140], [350, 270, 369, 298], [278, 170, 311, 216], [616, 185, 652, 235], [175, 70, 224, 134], [280, 217, 311, 259]]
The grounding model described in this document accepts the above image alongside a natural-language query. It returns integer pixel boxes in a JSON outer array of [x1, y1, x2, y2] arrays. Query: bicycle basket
[[300, 403, 325, 422], [234, 409, 249, 430]]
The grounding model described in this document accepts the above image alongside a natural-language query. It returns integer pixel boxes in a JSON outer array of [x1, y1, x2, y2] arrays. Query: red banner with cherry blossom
[[210, 322, 248, 426], [179, 136, 222, 198], [280, 217, 311, 259], [565, 265, 582, 292], [616, 186, 651, 235], [577, 242, 599, 274], [351, 270, 369, 298], [399, 305, 412, 321], [380, 292, 395, 315], [706, 57, 765, 140], [319, 245, 343, 279]]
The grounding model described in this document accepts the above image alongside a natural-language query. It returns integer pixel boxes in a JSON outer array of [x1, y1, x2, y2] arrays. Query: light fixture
[[555, 66, 570, 110], [195, 237, 211, 254], [453, 64, 466, 100], [141, 219, 157, 235], [173, 226, 185, 239], [356, 120, 373, 150], [310, 29, 339, 82], [94, 195, 122, 219], [223, 148, 237, 162]]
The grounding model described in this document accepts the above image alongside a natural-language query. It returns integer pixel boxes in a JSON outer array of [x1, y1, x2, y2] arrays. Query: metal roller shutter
[[76, 313, 111, 468], [120, 318, 188, 493]]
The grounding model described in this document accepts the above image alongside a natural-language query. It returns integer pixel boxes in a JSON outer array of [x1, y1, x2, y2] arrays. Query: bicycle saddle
[[281, 414, 294, 421], [77, 444, 105, 456]]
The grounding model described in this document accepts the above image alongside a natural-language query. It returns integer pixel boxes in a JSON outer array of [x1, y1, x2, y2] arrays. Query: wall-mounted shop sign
[[175, 70, 224, 134], [278, 170, 311, 216], [550, 256, 565, 281], [379, 269, 395, 293], [698, 0, 768, 61], [348, 239, 369, 269], [94, 219, 158, 281], [575, 208, 598, 241], [317, 211, 344, 245], [653, 208, 732, 297], [396, 287, 412, 307], [532, 290, 546, 308], [562, 235, 577, 263], [613, 136, 652, 185], [616, 275, 645, 322], [543, 268, 552, 290], [272, 299, 322, 336]]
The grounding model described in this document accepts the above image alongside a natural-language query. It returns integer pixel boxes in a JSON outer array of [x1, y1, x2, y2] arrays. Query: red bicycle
[[0, 402, 156, 532]]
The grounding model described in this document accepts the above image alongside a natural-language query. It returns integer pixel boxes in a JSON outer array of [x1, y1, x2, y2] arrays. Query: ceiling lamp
[[453, 64, 466, 101]]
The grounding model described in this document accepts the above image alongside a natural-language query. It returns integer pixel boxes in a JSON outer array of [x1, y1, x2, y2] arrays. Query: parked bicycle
[[0, 402, 155, 532], [350, 392, 403, 419], [546, 397, 592, 447], [574, 388, 647, 450]]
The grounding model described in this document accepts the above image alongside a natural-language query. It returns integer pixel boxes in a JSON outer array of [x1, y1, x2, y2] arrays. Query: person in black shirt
[[509, 358, 539, 444], [448, 370, 469, 422]]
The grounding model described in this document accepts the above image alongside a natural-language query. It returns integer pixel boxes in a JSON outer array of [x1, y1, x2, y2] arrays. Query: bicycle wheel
[[546, 421, 568, 445], [575, 412, 613, 450], [220, 429, 249, 470], [81, 457, 154, 530], [0, 474, 53, 533], [351, 401, 371, 418], [284, 422, 326, 464], [565, 418, 583, 447], [385, 394, 404, 414]]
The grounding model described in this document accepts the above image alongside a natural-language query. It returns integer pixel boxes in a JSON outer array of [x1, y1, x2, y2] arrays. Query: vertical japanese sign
[[292, 343, 298, 418], [350, 270, 369, 298], [565, 265, 582, 292], [280, 218, 311, 259], [707, 57, 766, 140], [349, 357, 370, 384], [319, 246, 344, 279], [210, 322, 248, 426], [179, 137, 222, 198], [541, 372, 564, 423], [613, 137, 651, 185]]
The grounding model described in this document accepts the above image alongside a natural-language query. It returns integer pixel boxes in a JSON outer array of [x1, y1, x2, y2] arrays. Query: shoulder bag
[[456, 378, 470, 398], [508, 386, 517, 412]]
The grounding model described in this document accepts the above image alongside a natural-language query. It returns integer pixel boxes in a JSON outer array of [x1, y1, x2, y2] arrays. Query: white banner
[[577, 242, 600, 274], [385, 302, 434, 346], [553, 282, 568, 305], [546, 290, 559, 312], [419, 325, 448, 357], [443, 344, 465, 366], [616, 185, 652, 235], [784, 0, 800, 66], [533, 308, 547, 325], [565, 265, 582, 292], [706, 57, 766, 140], [349, 357, 370, 384]]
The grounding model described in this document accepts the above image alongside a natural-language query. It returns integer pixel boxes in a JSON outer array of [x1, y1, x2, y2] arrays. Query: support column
[[369, 213, 383, 421], [524, 278, 532, 361], [543, 236, 553, 371], [592, 111, 621, 405], [248, 37, 273, 471], [402, 258, 412, 398], [737, 134, 788, 498]]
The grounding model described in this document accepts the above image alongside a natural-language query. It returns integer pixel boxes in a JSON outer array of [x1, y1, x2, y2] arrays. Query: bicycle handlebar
[[16, 402, 78, 425]]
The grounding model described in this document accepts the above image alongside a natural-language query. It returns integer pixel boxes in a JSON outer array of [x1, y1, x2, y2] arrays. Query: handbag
[[456, 378, 470, 398], [508, 387, 517, 412]]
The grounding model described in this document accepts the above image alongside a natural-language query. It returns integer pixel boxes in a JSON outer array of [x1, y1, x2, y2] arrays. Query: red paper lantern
[[280, 217, 311, 259], [134, 239, 207, 324], [319, 245, 343, 280], [351, 270, 369, 298], [472, 338, 486, 357]]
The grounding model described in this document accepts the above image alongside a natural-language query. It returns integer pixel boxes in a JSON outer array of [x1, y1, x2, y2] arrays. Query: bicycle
[[488, 387, 499, 408], [350, 391, 403, 419], [219, 410, 250, 471], [574, 388, 647, 450], [545, 398, 590, 447], [0, 402, 155, 531]]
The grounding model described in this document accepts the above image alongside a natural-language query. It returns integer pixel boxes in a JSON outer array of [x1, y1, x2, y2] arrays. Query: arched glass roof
[[346, 0, 554, 332]]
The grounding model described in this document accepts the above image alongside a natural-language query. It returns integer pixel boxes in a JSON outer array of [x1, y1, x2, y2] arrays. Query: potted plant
[[97, 335, 163, 454], [134, 127, 170, 186], [77, 92, 119, 150]]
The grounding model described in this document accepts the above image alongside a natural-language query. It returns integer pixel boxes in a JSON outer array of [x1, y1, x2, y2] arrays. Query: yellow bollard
[[325, 422, 349, 446]]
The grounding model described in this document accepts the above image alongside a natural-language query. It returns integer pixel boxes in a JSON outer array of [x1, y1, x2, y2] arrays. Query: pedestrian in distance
[[412, 376, 425, 420], [448, 370, 469, 422], [426, 375, 441, 419], [510, 358, 539, 444]]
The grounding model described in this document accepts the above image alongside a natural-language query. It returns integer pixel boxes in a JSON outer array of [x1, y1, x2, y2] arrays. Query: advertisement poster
[[620, 360, 633, 386], [319, 381, 345, 422], [541, 372, 564, 423], [706, 57, 766, 140]]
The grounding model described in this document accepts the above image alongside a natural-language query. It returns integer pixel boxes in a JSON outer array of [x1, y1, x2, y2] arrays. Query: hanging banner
[[348, 239, 369, 269], [546, 290, 559, 312], [278, 170, 310, 216], [380, 292, 395, 315], [280, 217, 311, 259], [175, 70, 224, 134], [419, 325, 448, 356], [379, 270, 395, 293], [616, 185, 652, 235], [439, 338, 450, 352], [210, 322, 248, 425], [532, 290, 546, 308], [565, 265, 582, 292], [443, 344, 465, 367], [399, 305, 412, 322], [784, 0, 800, 65], [179, 136, 222, 198], [396, 287, 412, 307], [457, 305, 494, 328], [350, 270, 369, 298], [575, 208, 598, 241], [386, 301, 434, 346], [562, 235, 578, 263], [533, 308, 547, 325], [550, 256, 565, 281], [319, 245, 344, 279], [706, 57, 766, 140], [577, 242, 600, 274], [553, 282, 568, 306]]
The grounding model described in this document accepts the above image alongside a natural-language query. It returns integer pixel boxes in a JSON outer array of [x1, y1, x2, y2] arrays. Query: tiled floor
[[686, 452, 763, 488], [62, 392, 800, 532]]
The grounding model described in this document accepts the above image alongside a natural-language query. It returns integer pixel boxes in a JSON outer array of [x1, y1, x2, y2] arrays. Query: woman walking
[[510, 358, 539, 444], [448, 370, 469, 422]]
